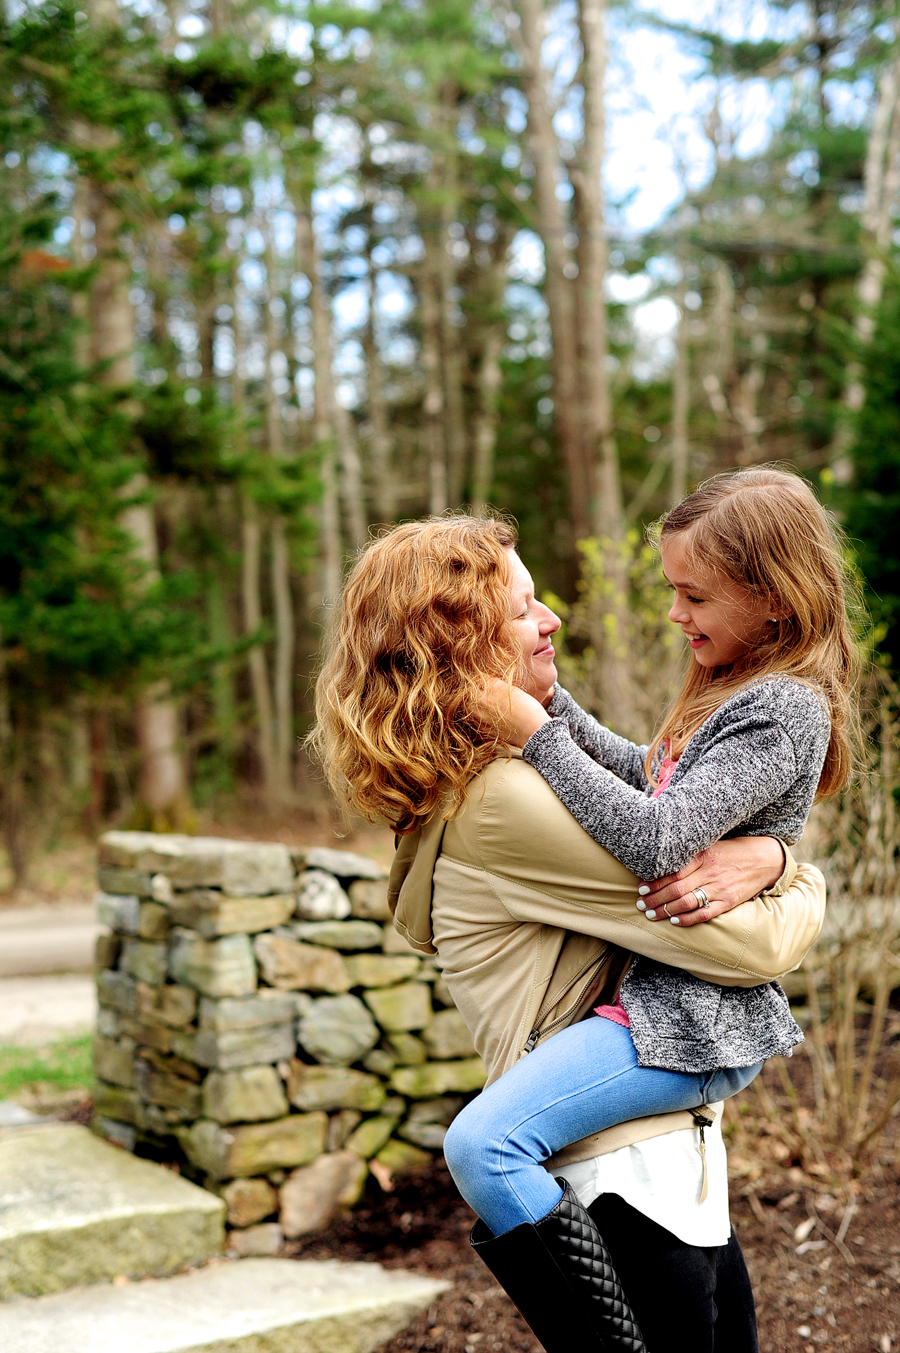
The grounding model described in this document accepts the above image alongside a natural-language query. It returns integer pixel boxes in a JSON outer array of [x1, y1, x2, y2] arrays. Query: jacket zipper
[[522, 957, 608, 1056]]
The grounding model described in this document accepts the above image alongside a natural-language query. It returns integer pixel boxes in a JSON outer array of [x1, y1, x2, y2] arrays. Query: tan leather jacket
[[389, 753, 826, 1161]]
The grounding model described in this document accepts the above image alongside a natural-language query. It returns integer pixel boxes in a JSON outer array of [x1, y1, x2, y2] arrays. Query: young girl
[[442, 467, 858, 1240]]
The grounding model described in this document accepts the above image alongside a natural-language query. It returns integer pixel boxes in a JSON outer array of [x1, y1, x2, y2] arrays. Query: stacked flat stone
[[92, 831, 486, 1254]]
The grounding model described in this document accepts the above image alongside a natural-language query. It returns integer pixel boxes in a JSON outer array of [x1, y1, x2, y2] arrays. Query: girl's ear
[[767, 594, 791, 622]]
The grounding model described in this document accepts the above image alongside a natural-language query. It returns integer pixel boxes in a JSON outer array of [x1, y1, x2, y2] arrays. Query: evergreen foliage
[[844, 279, 900, 665]]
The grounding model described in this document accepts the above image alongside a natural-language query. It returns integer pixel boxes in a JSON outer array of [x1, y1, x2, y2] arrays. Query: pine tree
[[842, 275, 900, 665]]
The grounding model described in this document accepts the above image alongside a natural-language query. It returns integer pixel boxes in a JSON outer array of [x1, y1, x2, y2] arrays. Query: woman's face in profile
[[506, 550, 562, 703]]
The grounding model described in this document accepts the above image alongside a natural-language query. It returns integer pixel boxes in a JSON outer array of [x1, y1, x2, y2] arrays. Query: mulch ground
[[288, 1156, 900, 1353], [57, 1096, 899, 1350]]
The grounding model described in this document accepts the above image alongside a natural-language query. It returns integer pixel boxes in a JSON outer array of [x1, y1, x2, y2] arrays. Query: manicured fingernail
[[636, 899, 646, 911], [669, 916, 681, 925], [637, 886, 650, 896], [644, 909, 656, 920]]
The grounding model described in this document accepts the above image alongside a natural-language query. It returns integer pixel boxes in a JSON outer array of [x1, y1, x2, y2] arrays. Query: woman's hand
[[636, 836, 786, 928], [477, 681, 551, 747]]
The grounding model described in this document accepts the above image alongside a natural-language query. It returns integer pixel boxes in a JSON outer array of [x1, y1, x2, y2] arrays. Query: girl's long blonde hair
[[647, 467, 861, 798], [310, 516, 521, 834]]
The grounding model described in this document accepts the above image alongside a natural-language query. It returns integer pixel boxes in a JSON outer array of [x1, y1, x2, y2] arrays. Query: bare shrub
[[727, 670, 900, 1188]]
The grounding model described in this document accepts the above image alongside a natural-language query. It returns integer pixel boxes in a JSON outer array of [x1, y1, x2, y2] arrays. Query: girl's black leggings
[[588, 1192, 759, 1353]]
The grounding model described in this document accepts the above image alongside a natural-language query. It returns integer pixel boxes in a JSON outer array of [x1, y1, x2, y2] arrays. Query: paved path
[[0, 975, 95, 1046], [0, 904, 98, 978], [0, 904, 97, 1045]]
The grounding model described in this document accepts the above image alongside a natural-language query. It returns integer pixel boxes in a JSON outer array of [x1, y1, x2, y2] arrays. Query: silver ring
[[693, 887, 711, 909], [662, 903, 672, 918]]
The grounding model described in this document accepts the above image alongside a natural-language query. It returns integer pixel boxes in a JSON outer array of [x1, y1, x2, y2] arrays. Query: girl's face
[[506, 550, 561, 701], [661, 531, 775, 669]]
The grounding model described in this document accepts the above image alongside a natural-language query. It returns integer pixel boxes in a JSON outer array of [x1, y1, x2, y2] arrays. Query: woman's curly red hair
[[310, 516, 521, 833]]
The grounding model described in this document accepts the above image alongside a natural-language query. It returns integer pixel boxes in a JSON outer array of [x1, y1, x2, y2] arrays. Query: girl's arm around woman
[[525, 677, 830, 879]]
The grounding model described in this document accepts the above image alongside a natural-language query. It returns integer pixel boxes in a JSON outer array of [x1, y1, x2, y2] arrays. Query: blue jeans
[[443, 1016, 762, 1236]]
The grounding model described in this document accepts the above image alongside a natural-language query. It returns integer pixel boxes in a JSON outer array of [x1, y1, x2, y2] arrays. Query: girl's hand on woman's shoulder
[[635, 836, 786, 928]]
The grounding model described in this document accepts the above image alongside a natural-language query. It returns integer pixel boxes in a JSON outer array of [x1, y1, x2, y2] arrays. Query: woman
[[312, 516, 826, 1353]]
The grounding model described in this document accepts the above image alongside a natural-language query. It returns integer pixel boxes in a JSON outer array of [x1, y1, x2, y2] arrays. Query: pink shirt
[[594, 749, 677, 1027]]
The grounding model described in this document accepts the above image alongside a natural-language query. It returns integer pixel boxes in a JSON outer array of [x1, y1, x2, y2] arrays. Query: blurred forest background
[[2, 0, 900, 878]]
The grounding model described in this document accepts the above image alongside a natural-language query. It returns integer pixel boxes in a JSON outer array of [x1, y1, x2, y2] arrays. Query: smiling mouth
[[534, 643, 555, 658]]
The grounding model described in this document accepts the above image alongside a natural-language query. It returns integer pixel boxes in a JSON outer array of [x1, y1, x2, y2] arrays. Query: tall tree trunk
[[857, 57, 900, 321], [134, 693, 189, 827], [88, 182, 134, 389], [263, 230, 285, 459], [363, 270, 395, 522], [297, 210, 342, 601], [420, 247, 448, 515], [710, 260, 735, 388], [82, 3, 189, 826], [263, 228, 294, 798], [318, 451, 342, 603], [732, 332, 766, 464], [512, 0, 587, 543], [440, 264, 467, 508], [700, 262, 735, 472], [120, 474, 190, 824], [571, 0, 638, 732], [206, 560, 237, 774], [207, 0, 233, 38], [148, 223, 176, 356], [0, 634, 24, 887], [234, 275, 279, 801], [572, 0, 619, 537], [197, 282, 216, 388], [70, 178, 91, 371], [69, 698, 92, 808], [833, 53, 900, 471], [470, 234, 509, 514], [270, 517, 294, 795], [670, 262, 691, 507], [436, 80, 468, 508], [334, 401, 367, 549], [470, 325, 503, 516], [241, 496, 279, 796]]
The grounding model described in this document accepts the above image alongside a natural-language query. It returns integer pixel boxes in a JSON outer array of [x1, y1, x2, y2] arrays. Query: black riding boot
[[470, 1181, 648, 1353]]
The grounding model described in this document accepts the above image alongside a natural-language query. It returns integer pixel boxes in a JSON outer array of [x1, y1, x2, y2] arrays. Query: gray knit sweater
[[522, 678, 830, 1072]]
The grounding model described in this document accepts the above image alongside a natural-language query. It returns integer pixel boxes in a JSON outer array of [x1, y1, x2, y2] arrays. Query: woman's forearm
[[637, 835, 787, 927]]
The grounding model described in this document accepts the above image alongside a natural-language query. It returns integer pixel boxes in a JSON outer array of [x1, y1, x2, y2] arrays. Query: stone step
[[0, 1123, 225, 1299], [0, 1255, 450, 1352], [0, 1102, 42, 1128]]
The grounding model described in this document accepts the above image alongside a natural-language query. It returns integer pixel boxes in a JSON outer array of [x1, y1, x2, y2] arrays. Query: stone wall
[[92, 831, 485, 1255]]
